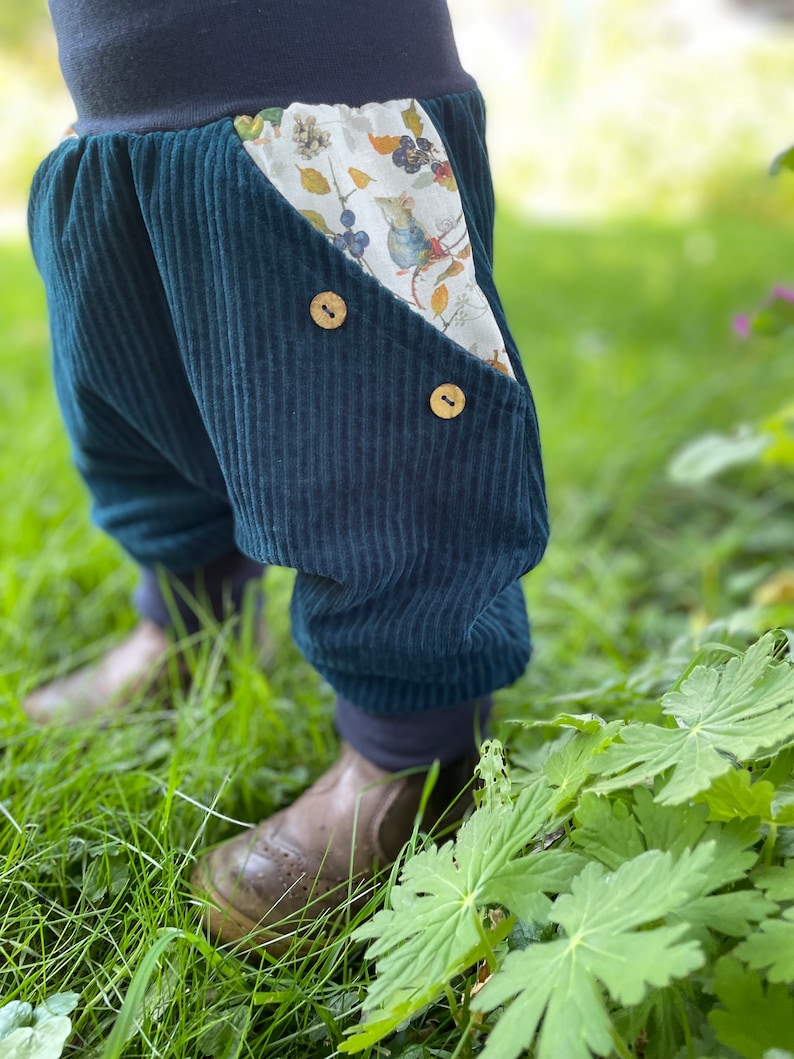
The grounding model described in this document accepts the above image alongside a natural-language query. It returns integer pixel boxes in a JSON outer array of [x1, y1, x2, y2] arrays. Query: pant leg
[[124, 89, 547, 716], [30, 91, 547, 723], [28, 134, 241, 576]]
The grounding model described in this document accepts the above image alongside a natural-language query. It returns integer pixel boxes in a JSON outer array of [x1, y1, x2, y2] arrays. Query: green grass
[[1, 211, 793, 1057]]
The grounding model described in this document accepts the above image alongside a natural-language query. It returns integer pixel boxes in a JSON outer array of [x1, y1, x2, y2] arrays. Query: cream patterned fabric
[[235, 98, 514, 379]]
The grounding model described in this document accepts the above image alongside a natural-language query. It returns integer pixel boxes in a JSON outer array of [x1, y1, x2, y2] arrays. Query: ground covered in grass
[[1, 212, 793, 1057]]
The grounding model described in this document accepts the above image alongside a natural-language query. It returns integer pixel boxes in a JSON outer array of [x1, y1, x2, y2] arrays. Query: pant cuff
[[335, 695, 492, 770], [135, 551, 266, 633]]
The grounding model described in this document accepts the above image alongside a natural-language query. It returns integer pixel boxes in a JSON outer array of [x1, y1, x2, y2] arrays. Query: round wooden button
[[310, 291, 347, 329], [429, 383, 466, 419]]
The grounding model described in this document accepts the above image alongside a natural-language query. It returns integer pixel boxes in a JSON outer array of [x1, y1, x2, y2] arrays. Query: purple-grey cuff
[[135, 552, 266, 633], [335, 695, 492, 771]]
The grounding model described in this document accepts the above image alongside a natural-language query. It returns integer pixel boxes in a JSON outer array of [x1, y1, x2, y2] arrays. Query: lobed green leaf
[[753, 861, 794, 902], [590, 634, 794, 804], [735, 907, 794, 983], [709, 957, 794, 1059], [342, 775, 565, 1050], [474, 848, 711, 1059]]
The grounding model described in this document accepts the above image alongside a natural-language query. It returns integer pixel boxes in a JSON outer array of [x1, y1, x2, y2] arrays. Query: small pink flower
[[733, 314, 751, 339], [733, 283, 794, 339]]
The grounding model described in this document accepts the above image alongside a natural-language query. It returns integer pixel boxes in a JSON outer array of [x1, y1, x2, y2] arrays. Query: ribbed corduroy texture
[[28, 87, 549, 714]]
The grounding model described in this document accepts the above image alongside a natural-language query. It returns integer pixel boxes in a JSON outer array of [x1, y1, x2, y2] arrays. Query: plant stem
[[444, 983, 460, 1022], [672, 986, 694, 1059], [609, 1027, 634, 1059], [764, 822, 778, 867], [473, 907, 499, 973], [449, 1019, 473, 1059]]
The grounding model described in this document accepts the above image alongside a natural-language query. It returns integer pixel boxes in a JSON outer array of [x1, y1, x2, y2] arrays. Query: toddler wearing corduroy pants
[[24, 0, 548, 952]]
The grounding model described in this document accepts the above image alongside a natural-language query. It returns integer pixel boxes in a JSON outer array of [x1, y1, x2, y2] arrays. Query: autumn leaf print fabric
[[235, 99, 515, 379]]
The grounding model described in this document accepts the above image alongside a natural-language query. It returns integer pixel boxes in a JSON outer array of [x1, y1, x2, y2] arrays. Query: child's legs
[[29, 94, 547, 754], [125, 103, 545, 724], [29, 136, 261, 621]]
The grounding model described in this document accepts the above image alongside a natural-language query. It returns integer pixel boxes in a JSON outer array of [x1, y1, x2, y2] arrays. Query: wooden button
[[429, 383, 466, 419], [310, 291, 347, 329]]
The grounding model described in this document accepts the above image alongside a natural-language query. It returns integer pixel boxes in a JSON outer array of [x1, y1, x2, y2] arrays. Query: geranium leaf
[[709, 957, 794, 1059], [485, 849, 587, 922], [632, 786, 710, 855], [697, 769, 776, 823], [544, 723, 623, 810], [694, 818, 760, 890], [578, 789, 757, 886], [735, 908, 794, 983], [475, 848, 710, 1059], [341, 773, 562, 1051], [753, 862, 794, 902], [672, 890, 777, 938], [591, 634, 794, 804], [571, 793, 645, 870], [590, 723, 730, 803]]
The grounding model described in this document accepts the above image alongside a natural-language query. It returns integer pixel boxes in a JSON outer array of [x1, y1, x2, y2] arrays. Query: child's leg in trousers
[[25, 137, 265, 721], [23, 549, 266, 724], [27, 95, 547, 952], [123, 104, 546, 951]]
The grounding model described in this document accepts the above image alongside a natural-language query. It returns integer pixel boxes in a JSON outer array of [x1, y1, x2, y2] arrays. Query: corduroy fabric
[[28, 87, 548, 715]]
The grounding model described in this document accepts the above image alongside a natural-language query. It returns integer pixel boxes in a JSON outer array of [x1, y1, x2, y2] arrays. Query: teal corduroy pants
[[27, 88, 548, 715]]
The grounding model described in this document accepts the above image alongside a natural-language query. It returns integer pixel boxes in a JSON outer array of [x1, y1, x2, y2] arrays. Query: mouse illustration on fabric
[[374, 193, 447, 271]]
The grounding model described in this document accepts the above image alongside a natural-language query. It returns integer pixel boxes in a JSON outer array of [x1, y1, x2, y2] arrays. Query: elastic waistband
[[49, 0, 476, 136]]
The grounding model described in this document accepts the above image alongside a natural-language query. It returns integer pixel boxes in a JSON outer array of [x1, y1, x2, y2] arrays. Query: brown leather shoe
[[22, 620, 176, 725], [191, 743, 474, 956]]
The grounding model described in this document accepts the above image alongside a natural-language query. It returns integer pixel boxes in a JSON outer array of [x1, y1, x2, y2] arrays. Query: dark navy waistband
[[48, 0, 477, 135]]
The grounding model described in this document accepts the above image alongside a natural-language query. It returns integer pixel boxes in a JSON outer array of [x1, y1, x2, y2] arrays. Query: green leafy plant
[[0, 993, 80, 1059], [343, 633, 794, 1058]]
